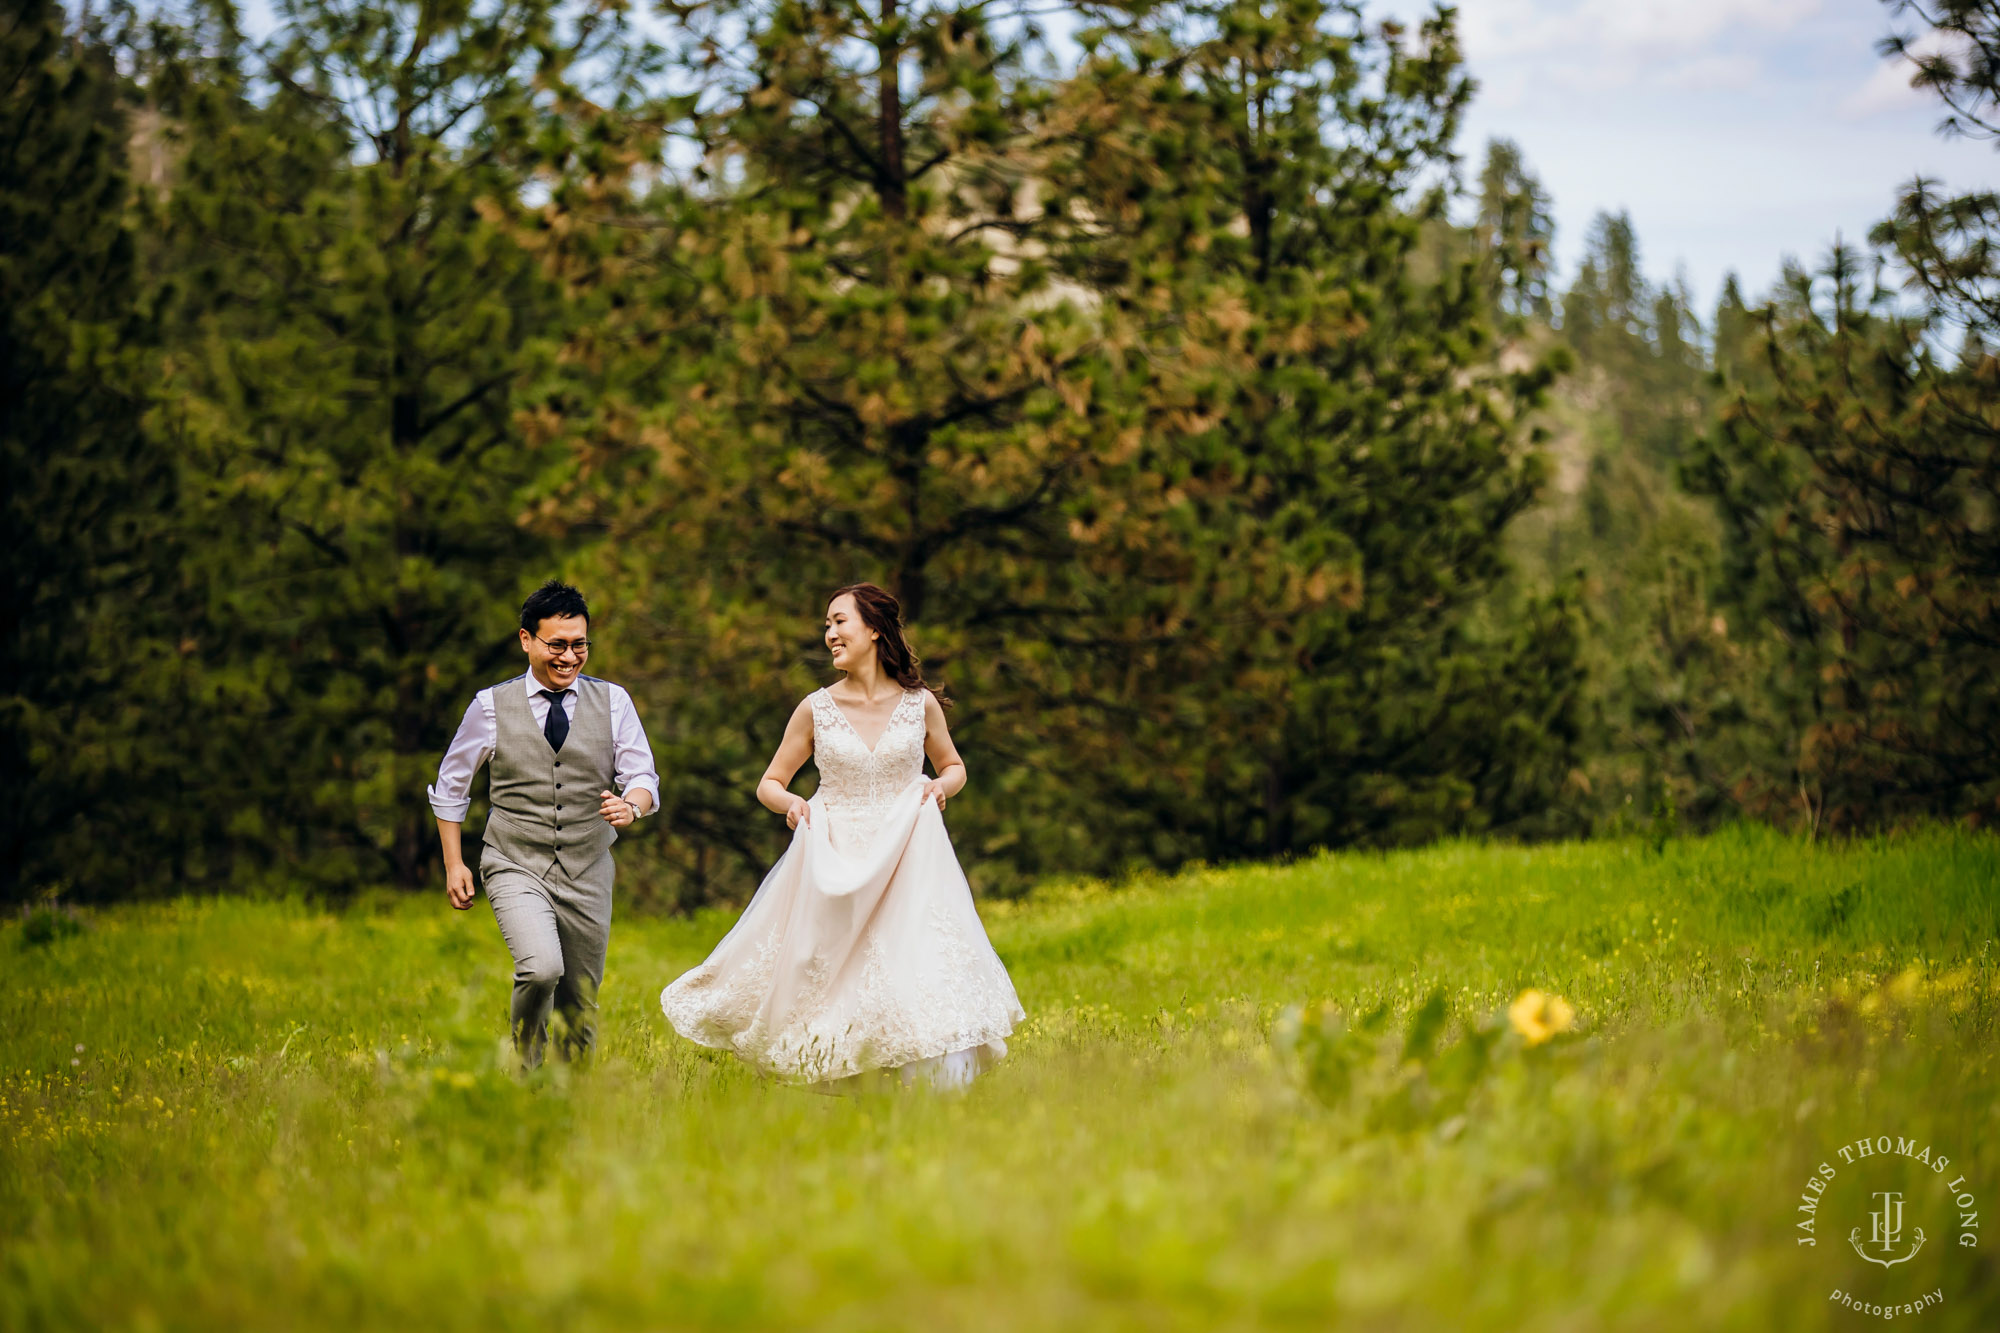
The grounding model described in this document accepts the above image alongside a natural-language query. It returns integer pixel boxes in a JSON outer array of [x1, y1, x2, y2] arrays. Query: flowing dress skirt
[[660, 777, 1024, 1086]]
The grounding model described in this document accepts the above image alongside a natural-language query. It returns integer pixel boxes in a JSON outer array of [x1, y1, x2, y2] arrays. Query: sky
[[1370, 0, 2000, 311]]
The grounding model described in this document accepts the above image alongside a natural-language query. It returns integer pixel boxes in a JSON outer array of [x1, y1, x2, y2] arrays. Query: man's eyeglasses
[[534, 635, 592, 658]]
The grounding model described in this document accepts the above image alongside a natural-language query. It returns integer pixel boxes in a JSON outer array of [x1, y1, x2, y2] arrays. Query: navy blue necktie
[[539, 689, 571, 752]]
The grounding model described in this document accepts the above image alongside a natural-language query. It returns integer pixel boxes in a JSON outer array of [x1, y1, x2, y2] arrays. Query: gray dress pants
[[482, 850, 613, 1066]]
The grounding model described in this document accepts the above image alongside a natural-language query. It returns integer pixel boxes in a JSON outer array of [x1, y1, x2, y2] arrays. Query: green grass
[[5, 824, 1999, 1331]]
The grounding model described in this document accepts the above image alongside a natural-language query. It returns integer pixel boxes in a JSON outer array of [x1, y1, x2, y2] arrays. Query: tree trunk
[[877, 0, 906, 219], [896, 560, 928, 625]]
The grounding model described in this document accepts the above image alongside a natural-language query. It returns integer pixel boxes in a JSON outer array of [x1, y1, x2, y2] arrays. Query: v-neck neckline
[[822, 687, 910, 755]]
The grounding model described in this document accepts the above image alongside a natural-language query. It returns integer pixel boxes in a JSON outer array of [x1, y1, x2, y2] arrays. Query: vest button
[[555, 784, 562, 789]]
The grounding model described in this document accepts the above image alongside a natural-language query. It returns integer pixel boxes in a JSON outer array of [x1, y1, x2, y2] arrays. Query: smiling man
[[427, 580, 660, 1067]]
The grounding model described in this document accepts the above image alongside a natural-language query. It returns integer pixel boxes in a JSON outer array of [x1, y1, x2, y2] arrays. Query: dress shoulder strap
[[806, 686, 835, 730]]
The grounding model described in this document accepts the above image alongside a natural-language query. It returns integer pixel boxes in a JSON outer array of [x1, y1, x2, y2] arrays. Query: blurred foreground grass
[[4, 825, 1999, 1331]]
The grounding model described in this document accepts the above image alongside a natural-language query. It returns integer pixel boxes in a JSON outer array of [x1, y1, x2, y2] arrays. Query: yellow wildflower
[[1508, 989, 1575, 1046]]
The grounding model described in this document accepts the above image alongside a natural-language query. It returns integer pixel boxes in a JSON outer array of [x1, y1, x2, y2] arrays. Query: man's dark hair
[[521, 580, 590, 633]]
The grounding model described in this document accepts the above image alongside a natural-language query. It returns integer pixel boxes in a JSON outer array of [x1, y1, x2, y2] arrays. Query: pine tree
[[1711, 272, 1759, 381], [532, 0, 1213, 899], [1698, 0, 2000, 829], [1666, 1, 2000, 828], [1563, 210, 1648, 362], [1474, 137, 1555, 322], [1880, 0, 2000, 140], [1684, 242, 2000, 826], [146, 0, 652, 889], [1561, 210, 1709, 467], [0, 0, 179, 901], [1005, 0, 1587, 860]]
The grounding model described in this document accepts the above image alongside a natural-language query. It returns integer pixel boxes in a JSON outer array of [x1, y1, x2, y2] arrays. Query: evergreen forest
[[7, 0, 2000, 910]]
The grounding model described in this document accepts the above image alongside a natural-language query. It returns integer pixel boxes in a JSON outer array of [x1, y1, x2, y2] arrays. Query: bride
[[659, 583, 1024, 1088]]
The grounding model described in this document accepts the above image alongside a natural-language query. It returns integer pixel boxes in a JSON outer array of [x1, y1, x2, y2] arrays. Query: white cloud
[[1846, 56, 1926, 117], [1654, 53, 1762, 92], [1435, 0, 1822, 106], [1456, 0, 1822, 62]]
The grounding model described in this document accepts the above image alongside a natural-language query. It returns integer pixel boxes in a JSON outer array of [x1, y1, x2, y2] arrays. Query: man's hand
[[601, 790, 637, 827], [445, 863, 477, 911]]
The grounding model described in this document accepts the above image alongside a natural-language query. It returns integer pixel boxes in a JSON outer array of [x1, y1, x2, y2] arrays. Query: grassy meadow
[[5, 825, 1999, 1331]]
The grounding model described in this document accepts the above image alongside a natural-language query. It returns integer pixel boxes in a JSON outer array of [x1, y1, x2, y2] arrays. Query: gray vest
[[482, 674, 618, 878]]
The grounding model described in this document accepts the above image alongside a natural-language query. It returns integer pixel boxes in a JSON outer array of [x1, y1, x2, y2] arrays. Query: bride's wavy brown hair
[[828, 582, 950, 707]]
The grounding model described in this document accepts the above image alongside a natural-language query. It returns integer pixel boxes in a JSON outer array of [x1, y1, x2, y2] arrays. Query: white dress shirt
[[427, 672, 661, 822]]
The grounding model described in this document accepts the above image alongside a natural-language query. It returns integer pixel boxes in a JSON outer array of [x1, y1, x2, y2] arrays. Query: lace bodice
[[809, 688, 926, 846]]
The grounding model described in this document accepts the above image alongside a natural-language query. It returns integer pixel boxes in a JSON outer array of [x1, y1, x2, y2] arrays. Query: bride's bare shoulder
[[919, 688, 951, 728]]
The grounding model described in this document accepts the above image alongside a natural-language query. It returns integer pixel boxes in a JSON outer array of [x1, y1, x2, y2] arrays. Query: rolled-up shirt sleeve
[[427, 692, 497, 822], [608, 684, 662, 817]]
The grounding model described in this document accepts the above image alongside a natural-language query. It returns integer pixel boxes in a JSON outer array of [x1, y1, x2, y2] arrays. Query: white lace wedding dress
[[659, 688, 1024, 1087]]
